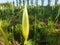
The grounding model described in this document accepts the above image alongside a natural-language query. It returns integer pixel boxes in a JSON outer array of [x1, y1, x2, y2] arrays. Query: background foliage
[[0, 1, 60, 45]]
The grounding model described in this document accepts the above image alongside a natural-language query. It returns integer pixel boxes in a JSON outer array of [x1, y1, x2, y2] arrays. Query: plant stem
[[24, 40, 27, 45]]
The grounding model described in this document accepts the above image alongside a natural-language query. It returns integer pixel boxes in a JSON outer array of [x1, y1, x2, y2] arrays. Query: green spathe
[[22, 4, 29, 45]]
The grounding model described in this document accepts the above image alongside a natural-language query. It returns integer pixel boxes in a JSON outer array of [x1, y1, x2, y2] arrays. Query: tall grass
[[55, 6, 60, 22], [0, 20, 9, 45]]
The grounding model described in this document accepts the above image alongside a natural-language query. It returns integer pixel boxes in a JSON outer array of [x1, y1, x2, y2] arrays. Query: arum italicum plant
[[0, 20, 9, 45], [22, 2, 29, 45]]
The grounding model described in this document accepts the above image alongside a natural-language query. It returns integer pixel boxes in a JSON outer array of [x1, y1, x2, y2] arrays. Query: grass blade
[[0, 20, 9, 45]]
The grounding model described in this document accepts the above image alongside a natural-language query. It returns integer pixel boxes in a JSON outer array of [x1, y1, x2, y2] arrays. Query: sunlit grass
[[0, 20, 9, 45]]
